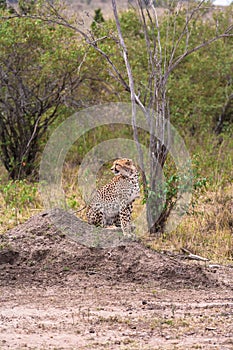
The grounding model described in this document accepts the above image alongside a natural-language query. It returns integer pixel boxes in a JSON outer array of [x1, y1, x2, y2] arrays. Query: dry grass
[[0, 162, 232, 263], [148, 185, 233, 263]]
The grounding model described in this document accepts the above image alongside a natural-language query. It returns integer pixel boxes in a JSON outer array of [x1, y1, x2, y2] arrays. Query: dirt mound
[[0, 210, 228, 289]]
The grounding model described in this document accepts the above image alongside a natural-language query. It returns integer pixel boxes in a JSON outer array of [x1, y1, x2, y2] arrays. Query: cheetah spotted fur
[[86, 158, 140, 235]]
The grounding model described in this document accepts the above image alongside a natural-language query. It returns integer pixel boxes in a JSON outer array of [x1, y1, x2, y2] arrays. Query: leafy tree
[[0, 14, 86, 179], [166, 9, 233, 137]]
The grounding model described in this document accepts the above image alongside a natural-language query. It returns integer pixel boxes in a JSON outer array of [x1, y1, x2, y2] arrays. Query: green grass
[[0, 170, 42, 233]]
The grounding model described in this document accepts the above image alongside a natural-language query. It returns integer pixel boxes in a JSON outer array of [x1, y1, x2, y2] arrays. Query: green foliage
[[0, 0, 6, 10], [86, 6, 233, 133], [143, 156, 208, 232], [0, 15, 82, 75], [0, 178, 40, 229], [169, 37, 233, 135], [65, 124, 134, 165], [91, 8, 105, 32], [66, 194, 78, 209], [18, 0, 36, 14], [118, 10, 143, 37], [1, 179, 37, 210], [0, 10, 86, 179]]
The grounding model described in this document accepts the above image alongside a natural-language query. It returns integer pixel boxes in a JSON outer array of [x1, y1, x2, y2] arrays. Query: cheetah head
[[111, 158, 138, 178]]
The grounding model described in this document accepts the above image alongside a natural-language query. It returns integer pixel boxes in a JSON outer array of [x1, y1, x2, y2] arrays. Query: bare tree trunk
[[117, 1, 171, 233], [215, 93, 233, 134], [112, 0, 148, 198]]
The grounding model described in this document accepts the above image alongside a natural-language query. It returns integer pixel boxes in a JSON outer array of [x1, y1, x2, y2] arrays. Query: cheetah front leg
[[119, 204, 134, 237]]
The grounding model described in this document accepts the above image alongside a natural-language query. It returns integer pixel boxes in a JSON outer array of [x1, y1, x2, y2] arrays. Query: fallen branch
[[181, 248, 209, 262]]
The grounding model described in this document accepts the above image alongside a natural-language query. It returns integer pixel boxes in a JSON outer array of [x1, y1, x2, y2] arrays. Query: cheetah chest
[[90, 175, 139, 218]]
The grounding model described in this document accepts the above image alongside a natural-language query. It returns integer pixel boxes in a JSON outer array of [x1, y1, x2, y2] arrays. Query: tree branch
[[165, 31, 233, 81]]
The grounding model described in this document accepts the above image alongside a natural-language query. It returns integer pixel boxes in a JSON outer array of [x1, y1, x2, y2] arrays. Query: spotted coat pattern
[[86, 158, 140, 235]]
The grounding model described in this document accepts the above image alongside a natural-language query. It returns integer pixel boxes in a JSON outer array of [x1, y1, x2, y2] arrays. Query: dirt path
[[0, 212, 232, 349], [1, 281, 233, 350]]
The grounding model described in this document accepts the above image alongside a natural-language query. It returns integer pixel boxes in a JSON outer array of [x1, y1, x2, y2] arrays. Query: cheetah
[[86, 158, 140, 235]]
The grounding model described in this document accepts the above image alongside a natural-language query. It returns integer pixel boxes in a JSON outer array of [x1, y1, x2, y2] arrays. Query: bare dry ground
[[0, 212, 232, 350]]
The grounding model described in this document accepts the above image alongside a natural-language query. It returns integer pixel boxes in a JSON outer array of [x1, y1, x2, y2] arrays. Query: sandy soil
[[0, 212, 232, 350]]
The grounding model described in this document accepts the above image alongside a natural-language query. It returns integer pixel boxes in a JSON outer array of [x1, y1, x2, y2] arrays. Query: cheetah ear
[[125, 159, 132, 165]]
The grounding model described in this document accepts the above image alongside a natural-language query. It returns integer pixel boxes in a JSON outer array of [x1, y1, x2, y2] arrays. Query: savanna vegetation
[[0, 0, 232, 262]]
